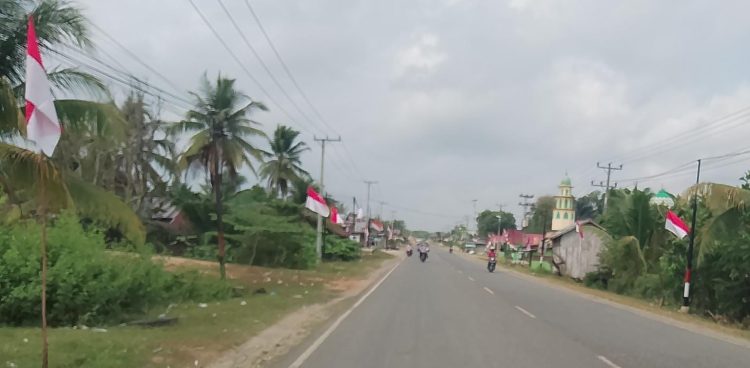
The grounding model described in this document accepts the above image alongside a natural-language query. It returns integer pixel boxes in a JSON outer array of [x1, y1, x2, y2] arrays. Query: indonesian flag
[[305, 187, 329, 217], [25, 17, 61, 157], [665, 210, 689, 239], [370, 219, 384, 232], [575, 221, 584, 239], [330, 207, 344, 225]]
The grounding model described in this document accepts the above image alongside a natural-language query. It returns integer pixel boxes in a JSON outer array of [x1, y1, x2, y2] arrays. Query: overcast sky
[[74, 0, 750, 231]]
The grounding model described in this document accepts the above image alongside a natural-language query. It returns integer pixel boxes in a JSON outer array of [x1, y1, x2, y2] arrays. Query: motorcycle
[[449, 247, 453, 254], [406, 249, 413, 257], [487, 256, 497, 273], [419, 251, 428, 262]]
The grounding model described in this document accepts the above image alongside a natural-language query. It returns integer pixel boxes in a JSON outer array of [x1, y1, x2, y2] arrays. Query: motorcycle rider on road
[[406, 244, 413, 256], [418, 243, 430, 261]]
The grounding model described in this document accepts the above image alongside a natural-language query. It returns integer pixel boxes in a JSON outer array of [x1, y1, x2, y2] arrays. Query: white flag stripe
[[305, 196, 330, 217], [665, 219, 688, 239]]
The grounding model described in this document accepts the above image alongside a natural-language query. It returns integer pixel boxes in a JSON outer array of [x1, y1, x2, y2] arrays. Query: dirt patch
[[208, 255, 400, 368]]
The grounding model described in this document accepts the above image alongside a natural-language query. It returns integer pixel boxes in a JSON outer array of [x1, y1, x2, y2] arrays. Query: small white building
[[549, 220, 611, 280]]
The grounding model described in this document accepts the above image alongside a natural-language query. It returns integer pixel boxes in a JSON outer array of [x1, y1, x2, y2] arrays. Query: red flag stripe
[[26, 17, 42, 65]]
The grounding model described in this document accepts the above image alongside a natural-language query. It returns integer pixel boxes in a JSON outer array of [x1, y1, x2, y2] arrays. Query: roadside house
[[548, 220, 611, 280]]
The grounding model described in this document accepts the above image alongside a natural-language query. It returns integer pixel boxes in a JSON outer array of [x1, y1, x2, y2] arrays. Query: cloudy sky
[[73, 0, 750, 231]]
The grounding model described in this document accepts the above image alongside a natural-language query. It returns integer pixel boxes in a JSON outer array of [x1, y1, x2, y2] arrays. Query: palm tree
[[173, 74, 267, 279], [1, 0, 110, 137], [259, 125, 309, 198], [0, 1, 143, 242]]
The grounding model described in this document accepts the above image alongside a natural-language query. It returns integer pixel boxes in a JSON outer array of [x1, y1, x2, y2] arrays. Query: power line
[[215, 0, 325, 136], [48, 48, 193, 111], [243, 0, 339, 134], [242, 0, 367, 179], [186, 0, 312, 138], [88, 22, 185, 95]]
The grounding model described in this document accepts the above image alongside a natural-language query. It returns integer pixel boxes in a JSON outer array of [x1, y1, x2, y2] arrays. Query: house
[[503, 229, 543, 250], [548, 220, 611, 280]]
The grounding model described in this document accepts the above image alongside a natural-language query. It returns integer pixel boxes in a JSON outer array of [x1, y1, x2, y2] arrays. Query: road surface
[[275, 247, 750, 368]]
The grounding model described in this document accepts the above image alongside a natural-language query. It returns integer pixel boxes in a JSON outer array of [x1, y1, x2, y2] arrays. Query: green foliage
[[0, 213, 230, 326], [526, 196, 554, 232], [260, 125, 310, 198], [323, 237, 361, 261], [476, 210, 516, 237], [575, 191, 603, 220]]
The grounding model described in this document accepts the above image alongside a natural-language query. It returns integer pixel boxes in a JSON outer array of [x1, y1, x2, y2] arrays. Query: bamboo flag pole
[[38, 157, 49, 368]]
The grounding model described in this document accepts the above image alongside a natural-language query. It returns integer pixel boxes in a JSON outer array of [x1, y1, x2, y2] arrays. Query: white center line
[[468, 276, 475, 281], [514, 305, 536, 319], [597, 355, 622, 368], [483, 287, 494, 295]]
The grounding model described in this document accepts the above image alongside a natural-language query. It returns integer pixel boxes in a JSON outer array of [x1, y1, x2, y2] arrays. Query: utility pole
[[314, 136, 341, 260], [682, 159, 701, 313], [377, 200, 387, 219], [471, 199, 478, 234], [591, 162, 623, 213], [519, 194, 534, 229], [363, 180, 377, 246]]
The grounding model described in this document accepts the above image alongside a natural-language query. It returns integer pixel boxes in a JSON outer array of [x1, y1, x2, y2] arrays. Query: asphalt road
[[279, 247, 750, 368]]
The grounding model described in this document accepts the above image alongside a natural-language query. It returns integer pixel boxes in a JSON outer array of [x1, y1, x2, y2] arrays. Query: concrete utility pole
[[471, 199, 478, 233], [377, 201, 387, 219], [519, 194, 534, 228], [591, 162, 623, 213], [363, 180, 377, 246], [314, 136, 341, 260]]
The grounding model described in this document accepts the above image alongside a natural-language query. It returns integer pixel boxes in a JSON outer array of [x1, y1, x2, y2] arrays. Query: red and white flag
[[665, 210, 689, 239], [25, 17, 61, 157], [370, 219, 384, 232], [305, 187, 329, 217], [575, 221, 584, 239], [330, 207, 344, 225]]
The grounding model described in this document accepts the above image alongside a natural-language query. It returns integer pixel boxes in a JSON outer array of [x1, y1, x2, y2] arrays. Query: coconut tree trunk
[[212, 137, 227, 280]]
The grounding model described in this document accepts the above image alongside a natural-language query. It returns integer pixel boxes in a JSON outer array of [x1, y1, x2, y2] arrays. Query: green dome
[[560, 177, 572, 186], [655, 189, 673, 198]]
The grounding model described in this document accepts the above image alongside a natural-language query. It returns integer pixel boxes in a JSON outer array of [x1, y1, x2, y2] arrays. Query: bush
[[0, 213, 231, 327], [584, 268, 611, 290], [323, 237, 361, 261]]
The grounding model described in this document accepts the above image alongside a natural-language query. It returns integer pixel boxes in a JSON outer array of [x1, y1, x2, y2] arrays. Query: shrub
[[0, 213, 230, 327], [323, 237, 361, 261]]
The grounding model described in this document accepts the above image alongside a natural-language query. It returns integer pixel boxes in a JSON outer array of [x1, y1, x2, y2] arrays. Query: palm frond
[[46, 67, 109, 99], [65, 174, 146, 244], [55, 99, 128, 140], [0, 78, 22, 136]]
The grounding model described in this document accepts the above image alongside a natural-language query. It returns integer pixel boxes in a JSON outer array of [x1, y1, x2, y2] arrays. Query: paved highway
[[278, 247, 750, 368]]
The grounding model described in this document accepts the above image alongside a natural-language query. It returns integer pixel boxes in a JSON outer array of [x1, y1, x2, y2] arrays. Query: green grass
[[0, 251, 393, 368]]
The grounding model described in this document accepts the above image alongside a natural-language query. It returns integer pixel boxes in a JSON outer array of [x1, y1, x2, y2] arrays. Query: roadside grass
[[489, 255, 750, 342], [0, 251, 393, 368]]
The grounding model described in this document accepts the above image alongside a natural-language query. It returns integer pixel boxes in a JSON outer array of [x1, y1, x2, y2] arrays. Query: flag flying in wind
[[305, 187, 329, 217], [665, 210, 689, 239], [25, 17, 61, 156], [330, 207, 344, 225]]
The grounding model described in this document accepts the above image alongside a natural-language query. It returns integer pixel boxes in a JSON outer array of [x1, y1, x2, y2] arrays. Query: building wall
[[552, 225, 608, 279]]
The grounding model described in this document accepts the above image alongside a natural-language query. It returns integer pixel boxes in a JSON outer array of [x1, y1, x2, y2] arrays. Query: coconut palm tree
[[259, 125, 309, 198], [0, 1, 143, 242], [172, 74, 267, 279], [0, 0, 110, 137]]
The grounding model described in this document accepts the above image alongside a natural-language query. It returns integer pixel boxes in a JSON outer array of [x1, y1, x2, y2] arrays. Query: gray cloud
[[76, 0, 750, 230]]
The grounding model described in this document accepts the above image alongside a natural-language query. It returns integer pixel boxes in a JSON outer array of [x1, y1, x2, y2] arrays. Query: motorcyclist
[[406, 244, 413, 256], [418, 243, 429, 254], [487, 246, 497, 259]]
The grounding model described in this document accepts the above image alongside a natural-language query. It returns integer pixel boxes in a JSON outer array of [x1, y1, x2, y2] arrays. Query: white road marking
[[597, 355, 622, 368], [483, 287, 494, 295], [288, 261, 401, 368], [514, 305, 536, 319], [468, 276, 475, 281]]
